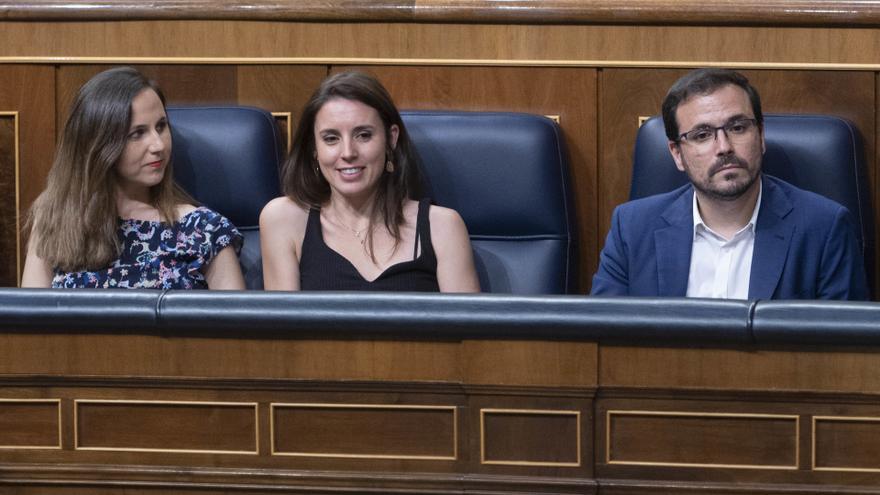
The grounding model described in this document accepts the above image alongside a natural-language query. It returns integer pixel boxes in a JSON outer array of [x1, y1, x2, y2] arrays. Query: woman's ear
[[389, 124, 399, 150]]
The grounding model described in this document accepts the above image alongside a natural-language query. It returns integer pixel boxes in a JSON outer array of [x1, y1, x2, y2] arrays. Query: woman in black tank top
[[259, 72, 479, 292]]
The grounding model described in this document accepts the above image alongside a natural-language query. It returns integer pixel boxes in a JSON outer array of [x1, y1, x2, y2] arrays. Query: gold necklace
[[346, 224, 369, 246], [327, 212, 371, 246]]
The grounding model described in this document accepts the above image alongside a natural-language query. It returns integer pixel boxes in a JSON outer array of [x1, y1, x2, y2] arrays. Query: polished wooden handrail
[[1, 0, 879, 26]]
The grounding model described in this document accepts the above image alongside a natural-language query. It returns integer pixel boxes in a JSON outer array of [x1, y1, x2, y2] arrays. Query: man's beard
[[687, 154, 760, 201]]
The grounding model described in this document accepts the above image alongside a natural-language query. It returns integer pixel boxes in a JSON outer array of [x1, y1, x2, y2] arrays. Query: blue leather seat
[[166, 107, 576, 294], [403, 111, 578, 294], [168, 106, 282, 290], [631, 114, 874, 288]]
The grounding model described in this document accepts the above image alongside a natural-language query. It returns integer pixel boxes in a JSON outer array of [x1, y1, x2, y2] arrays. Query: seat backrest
[[632, 114, 874, 288], [402, 111, 578, 294], [168, 106, 282, 290]]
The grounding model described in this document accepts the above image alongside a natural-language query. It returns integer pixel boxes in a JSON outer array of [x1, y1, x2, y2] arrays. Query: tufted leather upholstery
[[168, 106, 283, 290], [403, 111, 578, 294], [631, 114, 874, 288]]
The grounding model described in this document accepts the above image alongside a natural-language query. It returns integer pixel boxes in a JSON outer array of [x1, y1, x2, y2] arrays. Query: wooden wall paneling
[[599, 345, 880, 394], [598, 69, 876, 294], [595, 394, 880, 489], [0, 333, 463, 381], [0, 382, 461, 468], [605, 411, 798, 468], [0, 113, 18, 286], [235, 65, 328, 157], [459, 341, 595, 480], [139, 65, 239, 103], [334, 66, 598, 292], [235, 65, 327, 116], [0, 472, 593, 495], [467, 393, 594, 483], [75, 400, 258, 453], [0, 65, 54, 286], [0, 399, 61, 449], [255, 391, 467, 475], [814, 416, 880, 472], [7, 22, 880, 67], [271, 404, 457, 459], [55, 65, 240, 134], [481, 409, 581, 465], [463, 340, 597, 388], [0, 359, 595, 492]]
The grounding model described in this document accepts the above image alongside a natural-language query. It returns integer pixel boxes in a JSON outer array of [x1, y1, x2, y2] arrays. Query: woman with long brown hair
[[21, 67, 244, 289], [260, 71, 479, 292]]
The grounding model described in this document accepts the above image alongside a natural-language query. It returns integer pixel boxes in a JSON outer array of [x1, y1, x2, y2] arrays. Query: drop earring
[[312, 150, 321, 177]]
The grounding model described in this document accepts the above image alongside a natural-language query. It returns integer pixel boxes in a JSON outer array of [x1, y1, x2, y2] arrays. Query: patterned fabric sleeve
[[182, 207, 244, 277]]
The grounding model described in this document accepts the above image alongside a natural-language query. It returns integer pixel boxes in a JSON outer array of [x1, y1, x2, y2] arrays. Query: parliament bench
[[1, 289, 879, 493]]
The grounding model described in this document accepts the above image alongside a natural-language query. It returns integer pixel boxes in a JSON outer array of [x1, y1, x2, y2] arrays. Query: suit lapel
[[655, 188, 694, 296], [749, 177, 794, 299]]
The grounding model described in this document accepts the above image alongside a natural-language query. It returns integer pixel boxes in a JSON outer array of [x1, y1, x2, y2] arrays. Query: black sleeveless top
[[299, 199, 440, 291]]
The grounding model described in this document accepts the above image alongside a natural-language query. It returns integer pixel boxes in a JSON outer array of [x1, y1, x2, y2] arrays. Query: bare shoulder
[[260, 196, 310, 233], [428, 204, 471, 248], [428, 203, 467, 230]]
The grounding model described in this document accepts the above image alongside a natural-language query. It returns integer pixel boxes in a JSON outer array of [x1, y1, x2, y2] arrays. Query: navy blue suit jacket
[[591, 175, 868, 300]]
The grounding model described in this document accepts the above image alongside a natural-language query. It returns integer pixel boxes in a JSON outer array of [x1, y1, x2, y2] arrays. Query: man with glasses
[[591, 68, 867, 299]]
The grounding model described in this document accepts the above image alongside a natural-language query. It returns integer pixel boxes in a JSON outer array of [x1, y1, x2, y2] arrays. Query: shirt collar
[[692, 179, 763, 239]]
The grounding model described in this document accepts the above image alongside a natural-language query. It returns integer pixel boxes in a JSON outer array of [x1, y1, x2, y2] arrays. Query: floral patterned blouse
[[52, 207, 242, 289]]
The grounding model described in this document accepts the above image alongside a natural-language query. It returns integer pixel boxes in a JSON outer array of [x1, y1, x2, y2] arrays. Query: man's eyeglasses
[[677, 118, 758, 146]]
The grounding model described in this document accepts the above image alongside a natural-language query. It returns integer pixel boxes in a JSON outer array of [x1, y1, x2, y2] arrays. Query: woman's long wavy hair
[[27, 67, 189, 272], [281, 71, 424, 260]]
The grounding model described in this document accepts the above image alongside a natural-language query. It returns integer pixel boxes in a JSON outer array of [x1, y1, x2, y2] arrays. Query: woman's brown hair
[[28, 67, 189, 272]]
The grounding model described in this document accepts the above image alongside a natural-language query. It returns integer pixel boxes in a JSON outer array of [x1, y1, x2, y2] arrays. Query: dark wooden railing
[[1, 1, 879, 26]]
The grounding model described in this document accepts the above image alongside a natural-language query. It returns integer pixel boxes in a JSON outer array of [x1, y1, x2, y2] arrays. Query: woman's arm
[[203, 245, 246, 290], [430, 206, 480, 293], [20, 236, 53, 288], [259, 197, 305, 291]]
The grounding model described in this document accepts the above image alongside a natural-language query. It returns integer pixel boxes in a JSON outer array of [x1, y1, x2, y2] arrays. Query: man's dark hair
[[662, 68, 763, 142]]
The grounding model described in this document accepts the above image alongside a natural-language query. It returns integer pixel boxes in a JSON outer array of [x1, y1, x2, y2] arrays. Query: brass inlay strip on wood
[[2, 57, 880, 72], [270, 403, 457, 460], [0, 112, 21, 286], [812, 415, 880, 473], [480, 408, 581, 467], [271, 111, 292, 153], [0, 398, 61, 450], [606, 410, 800, 470], [74, 399, 259, 455]]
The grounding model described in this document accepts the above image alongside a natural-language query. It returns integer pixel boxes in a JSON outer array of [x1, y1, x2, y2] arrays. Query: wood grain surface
[[3, 1, 880, 27]]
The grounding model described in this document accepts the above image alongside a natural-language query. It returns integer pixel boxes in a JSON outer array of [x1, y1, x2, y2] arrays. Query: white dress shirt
[[686, 184, 763, 299]]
